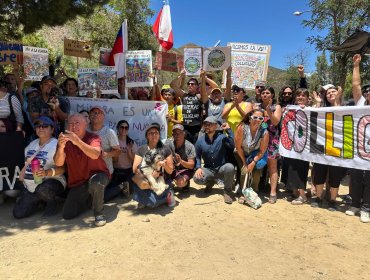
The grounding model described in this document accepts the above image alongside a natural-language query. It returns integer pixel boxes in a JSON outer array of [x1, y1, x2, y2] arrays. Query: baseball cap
[[33, 116, 55, 126], [203, 116, 218, 124], [161, 84, 171, 90], [145, 123, 160, 135], [322, 84, 335, 91], [41, 75, 57, 84], [25, 87, 40, 96], [89, 106, 105, 115], [211, 88, 222, 94], [172, 124, 184, 131]]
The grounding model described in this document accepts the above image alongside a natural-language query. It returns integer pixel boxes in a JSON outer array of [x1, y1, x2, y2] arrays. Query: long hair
[[278, 86, 295, 107], [116, 120, 134, 145], [323, 86, 338, 107], [240, 108, 265, 126], [263, 86, 276, 104]]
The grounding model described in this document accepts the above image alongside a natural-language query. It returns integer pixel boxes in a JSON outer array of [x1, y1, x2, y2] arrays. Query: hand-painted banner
[[225, 42, 271, 89], [68, 97, 168, 146], [0, 42, 23, 65], [78, 68, 98, 96], [23, 46, 49, 81], [203, 47, 231, 71], [155, 51, 183, 72], [64, 38, 92, 59], [280, 105, 370, 170], [98, 66, 118, 95], [0, 132, 24, 191], [184, 47, 202, 76], [125, 50, 153, 88]]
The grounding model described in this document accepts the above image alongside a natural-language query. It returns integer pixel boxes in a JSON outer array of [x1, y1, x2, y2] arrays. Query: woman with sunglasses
[[234, 109, 269, 203], [13, 116, 66, 218], [259, 86, 282, 203], [104, 120, 138, 202]]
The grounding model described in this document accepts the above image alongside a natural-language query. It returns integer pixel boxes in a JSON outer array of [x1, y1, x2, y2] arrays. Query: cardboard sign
[[0, 42, 23, 65], [64, 38, 92, 59]]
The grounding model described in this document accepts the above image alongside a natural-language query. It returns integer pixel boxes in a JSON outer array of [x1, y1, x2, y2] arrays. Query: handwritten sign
[[0, 42, 23, 65], [64, 38, 92, 59]]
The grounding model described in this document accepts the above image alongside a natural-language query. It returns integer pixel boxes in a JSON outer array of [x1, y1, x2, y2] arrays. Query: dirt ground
[[1, 177, 370, 280]]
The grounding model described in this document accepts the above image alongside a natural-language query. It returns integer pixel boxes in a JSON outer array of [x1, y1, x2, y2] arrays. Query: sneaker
[[268, 195, 277, 204], [94, 215, 106, 227], [204, 184, 213, 194], [167, 189, 176, 207], [342, 194, 352, 205], [311, 197, 322, 208], [360, 210, 370, 223], [223, 192, 233, 204], [291, 196, 307, 205], [327, 200, 337, 212], [345, 206, 360, 216]]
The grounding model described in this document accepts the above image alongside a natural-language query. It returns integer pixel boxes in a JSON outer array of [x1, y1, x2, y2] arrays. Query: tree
[[302, 0, 370, 88], [0, 0, 108, 40], [315, 51, 330, 85]]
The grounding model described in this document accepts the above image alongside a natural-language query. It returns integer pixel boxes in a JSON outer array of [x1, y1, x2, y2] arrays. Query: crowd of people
[[0, 54, 369, 227]]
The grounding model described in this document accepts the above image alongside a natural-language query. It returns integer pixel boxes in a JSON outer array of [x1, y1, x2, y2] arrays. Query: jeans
[[104, 168, 133, 202], [132, 184, 170, 208], [13, 179, 64, 219], [350, 168, 370, 211], [62, 172, 109, 219], [193, 163, 235, 193]]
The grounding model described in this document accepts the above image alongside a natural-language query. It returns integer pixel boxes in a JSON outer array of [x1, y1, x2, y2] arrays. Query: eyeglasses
[[187, 82, 197, 86], [147, 131, 159, 136], [283, 91, 293, 96], [250, 116, 264, 121], [119, 126, 129, 130], [35, 124, 50, 129]]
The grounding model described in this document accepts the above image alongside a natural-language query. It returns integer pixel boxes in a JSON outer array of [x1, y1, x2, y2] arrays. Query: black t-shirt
[[182, 93, 202, 126]]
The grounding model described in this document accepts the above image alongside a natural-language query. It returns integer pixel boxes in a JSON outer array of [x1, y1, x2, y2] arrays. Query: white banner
[[184, 47, 202, 76], [68, 97, 168, 146], [279, 106, 370, 170], [203, 46, 231, 71]]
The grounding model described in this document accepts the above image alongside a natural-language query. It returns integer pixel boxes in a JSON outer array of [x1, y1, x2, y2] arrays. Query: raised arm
[[298, 65, 308, 89], [170, 70, 186, 98], [352, 54, 362, 104], [200, 69, 209, 104], [224, 66, 232, 102]]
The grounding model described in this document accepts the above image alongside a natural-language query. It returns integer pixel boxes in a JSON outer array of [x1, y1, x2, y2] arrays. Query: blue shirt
[[195, 129, 234, 170]]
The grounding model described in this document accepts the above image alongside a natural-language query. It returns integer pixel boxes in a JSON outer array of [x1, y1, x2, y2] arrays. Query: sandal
[[268, 195, 277, 204], [291, 196, 307, 205], [238, 196, 246, 204]]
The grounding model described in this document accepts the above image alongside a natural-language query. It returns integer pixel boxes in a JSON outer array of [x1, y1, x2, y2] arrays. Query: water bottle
[[31, 158, 42, 185]]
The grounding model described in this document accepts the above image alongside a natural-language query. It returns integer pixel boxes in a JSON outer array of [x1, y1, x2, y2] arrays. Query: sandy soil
[[1, 178, 370, 280]]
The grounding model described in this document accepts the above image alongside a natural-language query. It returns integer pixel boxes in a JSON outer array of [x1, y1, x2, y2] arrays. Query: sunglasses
[[35, 124, 50, 129], [250, 116, 264, 121], [187, 82, 197, 86], [119, 126, 129, 130], [283, 92, 293, 96], [363, 88, 370, 95], [256, 86, 264, 89]]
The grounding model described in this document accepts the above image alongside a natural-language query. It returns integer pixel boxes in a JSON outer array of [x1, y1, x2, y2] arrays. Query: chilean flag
[[152, 1, 174, 51], [108, 20, 128, 78]]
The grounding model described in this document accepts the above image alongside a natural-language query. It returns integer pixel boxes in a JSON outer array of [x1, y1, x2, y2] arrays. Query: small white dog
[[139, 149, 168, 195]]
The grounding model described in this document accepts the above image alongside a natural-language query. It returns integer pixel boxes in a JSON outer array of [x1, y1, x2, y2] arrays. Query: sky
[[149, 0, 319, 72]]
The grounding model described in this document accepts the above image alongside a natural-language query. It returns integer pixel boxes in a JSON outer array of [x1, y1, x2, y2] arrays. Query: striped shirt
[[0, 93, 24, 123]]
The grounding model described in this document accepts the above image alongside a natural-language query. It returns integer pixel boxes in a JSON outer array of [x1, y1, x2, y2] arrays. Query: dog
[[139, 149, 168, 195]]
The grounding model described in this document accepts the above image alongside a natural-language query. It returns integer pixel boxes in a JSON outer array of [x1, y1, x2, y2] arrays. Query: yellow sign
[[64, 38, 92, 58]]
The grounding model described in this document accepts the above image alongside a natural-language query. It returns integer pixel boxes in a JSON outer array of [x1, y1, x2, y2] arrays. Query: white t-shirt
[[24, 138, 66, 193], [114, 139, 138, 169], [88, 126, 120, 174], [356, 96, 367, 106]]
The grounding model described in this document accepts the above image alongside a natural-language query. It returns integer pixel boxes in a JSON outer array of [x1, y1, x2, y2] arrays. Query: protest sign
[[125, 50, 153, 88], [64, 38, 92, 59], [0, 42, 23, 65], [0, 132, 24, 191], [68, 97, 168, 146], [279, 105, 370, 170], [78, 68, 98, 96], [155, 51, 179, 72], [203, 47, 231, 71], [184, 48, 202, 76], [23, 46, 49, 81], [99, 48, 111, 66], [98, 66, 118, 95], [225, 42, 271, 89]]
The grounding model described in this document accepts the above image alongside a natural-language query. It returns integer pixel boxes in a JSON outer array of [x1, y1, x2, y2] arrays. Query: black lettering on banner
[[309, 111, 324, 154]]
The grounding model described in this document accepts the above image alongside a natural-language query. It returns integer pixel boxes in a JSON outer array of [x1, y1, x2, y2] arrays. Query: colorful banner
[[23, 46, 49, 81], [78, 68, 98, 96], [64, 38, 92, 58], [225, 42, 271, 89], [184, 47, 202, 76], [98, 66, 118, 95], [125, 50, 153, 88], [0, 42, 23, 65], [0, 132, 24, 191], [203, 46, 231, 71], [280, 105, 370, 170], [68, 97, 168, 146], [155, 51, 180, 72]]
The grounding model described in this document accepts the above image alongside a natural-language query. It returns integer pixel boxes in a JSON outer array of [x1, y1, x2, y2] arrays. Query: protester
[[78, 110, 90, 124], [162, 87, 183, 137], [104, 120, 137, 202], [259, 86, 282, 204], [13, 116, 66, 218], [310, 85, 347, 211], [0, 79, 23, 131], [246, 81, 265, 103], [193, 116, 235, 204], [165, 124, 195, 193], [234, 109, 269, 202], [345, 54, 370, 222], [170, 71, 203, 143], [63, 78, 79, 97], [131, 123, 175, 209], [54, 113, 110, 227]]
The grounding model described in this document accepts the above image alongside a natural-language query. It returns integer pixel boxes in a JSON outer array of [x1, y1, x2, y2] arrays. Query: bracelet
[[50, 168, 55, 177], [253, 159, 258, 163]]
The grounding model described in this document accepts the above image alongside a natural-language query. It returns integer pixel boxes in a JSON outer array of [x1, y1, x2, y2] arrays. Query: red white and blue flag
[[108, 20, 128, 78], [152, 1, 174, 51]]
